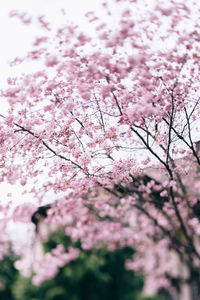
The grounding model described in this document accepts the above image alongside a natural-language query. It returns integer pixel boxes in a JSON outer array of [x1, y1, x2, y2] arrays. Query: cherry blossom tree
[[1, 0, 200, 299]]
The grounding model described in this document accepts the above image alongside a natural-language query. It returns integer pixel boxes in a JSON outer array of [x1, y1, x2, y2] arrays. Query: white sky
[[0, 0, 103, 204], [1, 0, 200, 205], [0, 0, 104, 84], [1, 0, 200, 246], [0, 0, 106, 245]]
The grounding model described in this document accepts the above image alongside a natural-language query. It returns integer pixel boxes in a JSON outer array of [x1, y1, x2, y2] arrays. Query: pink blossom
[[45, 55, 58, 67]]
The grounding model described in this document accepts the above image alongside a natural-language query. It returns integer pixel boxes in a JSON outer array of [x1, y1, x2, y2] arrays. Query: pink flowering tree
[[1, 0, 200, 298]]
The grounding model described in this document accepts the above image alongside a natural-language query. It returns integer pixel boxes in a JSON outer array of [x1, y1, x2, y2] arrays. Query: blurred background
[[0, 1, 169, 299]]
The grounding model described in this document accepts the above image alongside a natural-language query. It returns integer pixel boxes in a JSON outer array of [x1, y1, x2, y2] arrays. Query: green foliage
[[0, 249, 18, 300], [13, 229, 145, 300], [0, 231, 166, 300]]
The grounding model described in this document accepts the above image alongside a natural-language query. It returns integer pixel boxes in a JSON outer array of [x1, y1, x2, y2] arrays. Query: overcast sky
[[0, 0, 104, 204], [1, 0, 199, 205], [0, 0, 104, 84]]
